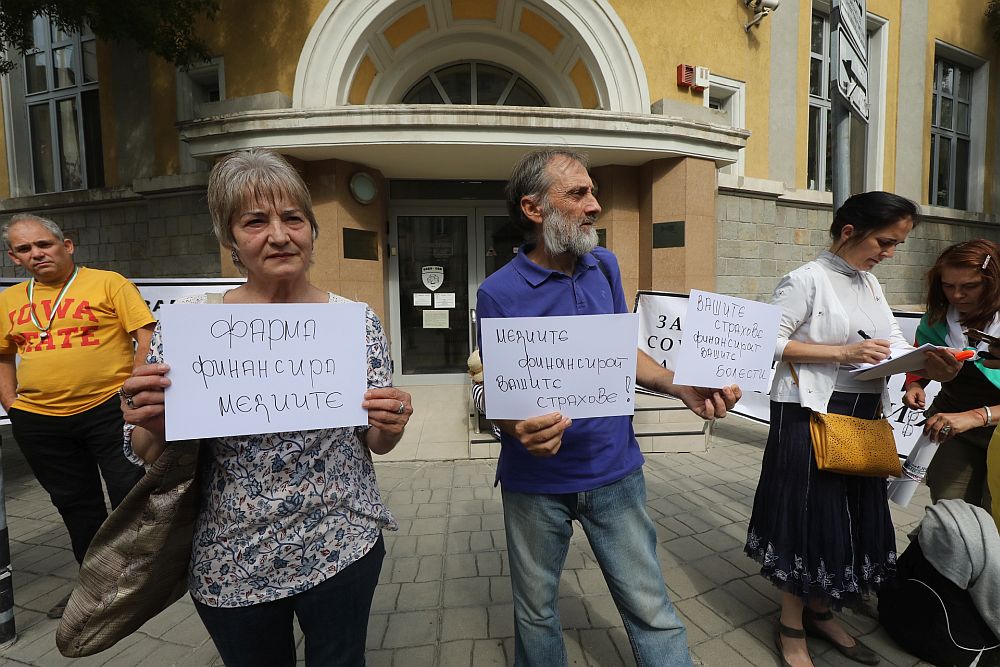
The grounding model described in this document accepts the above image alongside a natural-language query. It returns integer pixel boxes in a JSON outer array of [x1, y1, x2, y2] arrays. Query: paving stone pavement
[[0, 418, 936, 667]]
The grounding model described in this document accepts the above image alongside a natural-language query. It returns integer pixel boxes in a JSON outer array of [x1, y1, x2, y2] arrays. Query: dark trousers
[[194, 535, 385, 667], [9, 396, 144, 564]]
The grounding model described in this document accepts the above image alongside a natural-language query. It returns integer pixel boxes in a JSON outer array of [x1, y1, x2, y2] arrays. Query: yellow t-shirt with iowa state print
[[0, 267, 155, 416]]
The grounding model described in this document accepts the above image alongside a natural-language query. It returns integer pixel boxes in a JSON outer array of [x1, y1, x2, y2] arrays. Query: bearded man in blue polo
[[474, 148, 741, 666]]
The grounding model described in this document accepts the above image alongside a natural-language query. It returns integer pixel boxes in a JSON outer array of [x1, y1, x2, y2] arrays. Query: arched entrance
[[293, 0, 650, 112]]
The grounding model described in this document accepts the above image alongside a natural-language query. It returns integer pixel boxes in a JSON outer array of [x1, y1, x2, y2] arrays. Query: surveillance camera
[[744, 0, 780, 30], [745, 0, 781, 9]]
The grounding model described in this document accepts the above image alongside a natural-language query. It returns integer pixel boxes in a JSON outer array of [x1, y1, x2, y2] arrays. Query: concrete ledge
[[717, 173, 785, 198], [132, 172, 210, 195], [0, 185, 140, 213], [178, 104, 749, 179], [718, 174, 1000, 227], [196, 91, 292, 118]]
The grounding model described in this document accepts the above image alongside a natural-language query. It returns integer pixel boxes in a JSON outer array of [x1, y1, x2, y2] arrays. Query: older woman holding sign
[[120, 149, 410, 667], [744, 192, 961, 667]]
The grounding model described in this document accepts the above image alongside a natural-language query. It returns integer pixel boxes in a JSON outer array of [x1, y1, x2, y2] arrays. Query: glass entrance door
[[388, 206, 520, 384], [392, 213, 471, 380]]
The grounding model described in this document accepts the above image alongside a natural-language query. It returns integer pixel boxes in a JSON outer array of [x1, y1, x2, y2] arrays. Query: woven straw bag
[[809, 412, 902, 477], [56, 439, 201, 657]]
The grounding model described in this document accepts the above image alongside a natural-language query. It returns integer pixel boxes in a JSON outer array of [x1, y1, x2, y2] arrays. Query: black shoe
[[47, 592, 71, 619], [775, 620, 807, 667], [802, 608, 879, 665]]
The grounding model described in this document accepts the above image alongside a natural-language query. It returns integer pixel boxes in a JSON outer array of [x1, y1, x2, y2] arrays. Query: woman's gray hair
[[505, 148, 590, 235], [207, 149, 318, 249], [2, 213, 65, 248]]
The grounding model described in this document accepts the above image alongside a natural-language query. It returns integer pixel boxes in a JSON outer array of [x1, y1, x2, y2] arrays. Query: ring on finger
[[396, 401, 406, 415], [118, 386, 136, 410]]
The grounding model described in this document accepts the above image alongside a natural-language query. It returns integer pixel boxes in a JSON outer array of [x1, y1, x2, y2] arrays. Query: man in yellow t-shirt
[[0, 214, 155, 618]]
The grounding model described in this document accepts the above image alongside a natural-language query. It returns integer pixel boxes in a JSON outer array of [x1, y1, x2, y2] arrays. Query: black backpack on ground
[[878, 539, 1000, 666]]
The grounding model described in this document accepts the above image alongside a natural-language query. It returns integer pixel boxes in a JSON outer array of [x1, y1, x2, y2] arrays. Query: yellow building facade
[[1, 0, 998, 382]]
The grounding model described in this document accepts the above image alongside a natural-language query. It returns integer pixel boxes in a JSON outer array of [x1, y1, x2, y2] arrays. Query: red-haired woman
[[903, 239, 1000, 508]]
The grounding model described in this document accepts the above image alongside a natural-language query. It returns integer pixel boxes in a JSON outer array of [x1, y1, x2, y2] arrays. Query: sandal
[[775, 620, 807, 667], [803, 608, 879, 665]]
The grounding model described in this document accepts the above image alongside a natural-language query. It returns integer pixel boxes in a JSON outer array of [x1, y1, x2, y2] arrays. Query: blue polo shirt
[[476, 244, 644, 494]]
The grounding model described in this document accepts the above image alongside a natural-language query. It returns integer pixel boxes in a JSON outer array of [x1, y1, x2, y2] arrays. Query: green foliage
[[987, 0, 1000, 46], [0, 0, 219, 74]]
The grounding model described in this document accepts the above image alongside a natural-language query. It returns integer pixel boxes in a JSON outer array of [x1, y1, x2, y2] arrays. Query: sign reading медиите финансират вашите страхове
[[480, 313, 639, 420], [159, 302, 369, 440]]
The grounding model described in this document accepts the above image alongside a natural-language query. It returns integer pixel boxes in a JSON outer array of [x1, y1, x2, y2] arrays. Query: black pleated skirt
[[744, 392, 897, 608]]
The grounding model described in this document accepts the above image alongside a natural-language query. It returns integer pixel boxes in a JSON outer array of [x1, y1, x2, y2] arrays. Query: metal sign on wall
[[832, 0, 870, 122]]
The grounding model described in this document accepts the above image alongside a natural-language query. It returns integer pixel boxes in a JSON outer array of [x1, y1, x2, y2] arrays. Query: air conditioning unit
[[693, 66, 710, 92]]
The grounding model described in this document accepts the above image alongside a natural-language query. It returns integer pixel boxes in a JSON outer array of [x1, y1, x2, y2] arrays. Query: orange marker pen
[[953, 350, 975, 361]]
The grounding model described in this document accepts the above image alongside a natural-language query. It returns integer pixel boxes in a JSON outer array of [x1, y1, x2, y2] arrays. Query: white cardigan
[[769, 259, 908, 414]]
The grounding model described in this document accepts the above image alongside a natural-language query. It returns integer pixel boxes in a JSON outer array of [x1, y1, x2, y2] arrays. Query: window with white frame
[[807, 9, 886, 193], [706, 74, 745, 176], [401, 61, 547, 106], [20, 15, 103, 193], [929, 58, 972, 209], [807, 12, 833, 192], [177, 58, 225, 173]]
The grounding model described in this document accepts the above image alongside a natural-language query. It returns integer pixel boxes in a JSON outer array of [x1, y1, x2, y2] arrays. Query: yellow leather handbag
[[789, 364, 902, 478], [809, 411, 902, 478]]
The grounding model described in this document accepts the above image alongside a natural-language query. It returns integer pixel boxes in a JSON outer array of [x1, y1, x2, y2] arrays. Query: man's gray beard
[[541, 208, 599, 257]]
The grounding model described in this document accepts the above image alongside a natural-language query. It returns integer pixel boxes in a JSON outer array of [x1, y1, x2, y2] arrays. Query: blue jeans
[[193, 535, 384, 667], [502, 468, 692, 667]]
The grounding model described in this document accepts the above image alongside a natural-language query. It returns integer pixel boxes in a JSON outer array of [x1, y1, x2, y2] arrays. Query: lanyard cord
[[27, 266, 79, 338]]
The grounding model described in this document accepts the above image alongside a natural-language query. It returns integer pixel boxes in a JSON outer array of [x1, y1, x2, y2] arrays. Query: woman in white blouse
[[744, 192, 961, 667], [120, 149, 411, 667]]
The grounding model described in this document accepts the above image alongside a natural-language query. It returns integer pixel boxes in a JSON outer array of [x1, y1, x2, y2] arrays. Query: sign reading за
[[480, 314, 638, 420], [672, 290, 781, 394], [160, 302, 369, 440], [636, 292, 684, 371]]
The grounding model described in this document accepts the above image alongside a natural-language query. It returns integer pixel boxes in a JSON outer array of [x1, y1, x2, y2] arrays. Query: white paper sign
[[159, 302, 369, 440], [636, 291, 777, 421], [633, 291, 937, 456], [673, 290, 781, 393], [413, 293, 432, 307], [423, 310, 449, 328], [481, 314, 639, 420], [434, 292, 456, 308]]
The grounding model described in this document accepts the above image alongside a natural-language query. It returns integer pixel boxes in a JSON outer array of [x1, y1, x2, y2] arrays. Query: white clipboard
[[848, 343, 943, 381]]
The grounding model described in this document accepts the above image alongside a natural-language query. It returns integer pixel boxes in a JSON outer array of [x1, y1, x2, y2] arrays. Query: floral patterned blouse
[[124, 293, 397, 608]]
